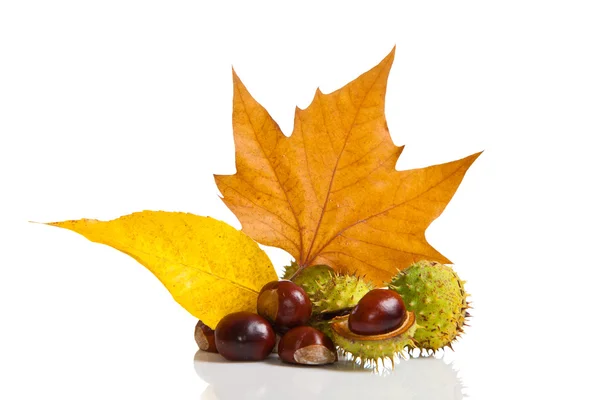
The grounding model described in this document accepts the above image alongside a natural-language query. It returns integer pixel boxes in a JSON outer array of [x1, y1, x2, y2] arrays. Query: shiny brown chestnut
[[278, 326, 337, 365], [348, 289, 407, 335], [257, 280, 312, 333], [215, 312, 275, 361], [194, 320, 218, 353]]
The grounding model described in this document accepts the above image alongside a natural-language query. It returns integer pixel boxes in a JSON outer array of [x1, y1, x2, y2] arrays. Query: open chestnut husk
[[329, 310, 417, 365]]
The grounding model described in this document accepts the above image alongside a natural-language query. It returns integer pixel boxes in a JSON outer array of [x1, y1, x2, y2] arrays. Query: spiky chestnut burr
[[388, 260, 470, 354], [330, 311, 417, 367], [283, 261, 374, 315], [313, 273, 375, 315], [284, 263, 334, 291], [281, 260, 302, 280]]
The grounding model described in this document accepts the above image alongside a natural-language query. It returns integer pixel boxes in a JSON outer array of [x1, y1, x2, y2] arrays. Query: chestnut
[[278, 326, 337, 365], [348, 289, 407, 336], [257, 280, 312, 333], [215, 312, 275, 361], [194, 320, 218, 353]]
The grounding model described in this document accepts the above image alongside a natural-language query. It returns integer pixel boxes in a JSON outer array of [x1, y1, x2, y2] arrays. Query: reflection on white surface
[[194, 351, 463, 400]]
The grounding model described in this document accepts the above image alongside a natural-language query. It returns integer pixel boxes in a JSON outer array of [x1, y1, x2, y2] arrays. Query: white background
[[1, 1, 599, 399]]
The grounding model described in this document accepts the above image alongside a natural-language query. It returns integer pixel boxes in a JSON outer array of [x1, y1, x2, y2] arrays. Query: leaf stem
[[288, 263, 307, 281]]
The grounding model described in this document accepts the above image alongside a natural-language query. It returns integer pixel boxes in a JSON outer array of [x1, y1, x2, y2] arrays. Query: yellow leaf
[[49, 211, 277, 328], [215, 48, 481, 285]]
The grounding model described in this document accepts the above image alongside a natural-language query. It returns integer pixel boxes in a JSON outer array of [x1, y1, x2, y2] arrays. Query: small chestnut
[[278, 326, 337, 365], [194, 320, 218, 353], [257, 280, 312, 333], [215, 312, 275, 361], [348, 289, 407, 336]]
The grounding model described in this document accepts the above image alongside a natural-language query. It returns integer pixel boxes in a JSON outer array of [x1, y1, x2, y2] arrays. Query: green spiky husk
[[285, 263, 334, 289], [329, 314, 418, 366], [312, 274, 374, 314], [281, 261, 301, 280], [282, 262, 374, 315], [389, 260, 469, 352]]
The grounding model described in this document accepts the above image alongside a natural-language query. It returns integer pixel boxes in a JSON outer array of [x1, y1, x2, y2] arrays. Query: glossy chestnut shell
[[257, 280, 312, 333], [278, 326, 337, 365], [215, 312, 275, 361], [194, 320, 218, 353], [348, 289, 407, 335]]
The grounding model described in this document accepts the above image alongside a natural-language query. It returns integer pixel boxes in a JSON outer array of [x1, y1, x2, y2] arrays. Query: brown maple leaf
[[215, 48, 480, 285]]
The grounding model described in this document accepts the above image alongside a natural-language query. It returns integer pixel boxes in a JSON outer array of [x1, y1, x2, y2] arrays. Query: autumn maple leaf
[[215, 48, 480, 285]]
